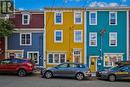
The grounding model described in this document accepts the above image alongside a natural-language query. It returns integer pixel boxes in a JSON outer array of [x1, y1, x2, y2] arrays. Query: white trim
[[109, 11, 117, 25], [20, 33, 32, 46], [74, 11, 82, 24], [44, 11, 46, 68], [127, 11, 129, 61], [27, 51, 39, 65], [89, 32, 97, 46], [22, 14, 30, 25], [89, 11, 97, 25], [89, 56, 98, 72], [54, 11, 63, 24], [73, 49, 82, 63], [47, 53, 66, 64], [84, 11, 87, 64], [54, 30, 63, 43], [74, 30, 83, 43], [109, 32, 117, 47]]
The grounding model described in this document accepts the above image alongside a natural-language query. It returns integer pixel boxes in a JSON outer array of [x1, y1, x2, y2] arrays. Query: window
[[54, 30, 63, 43], [89, 32, 97, 46], [55, 12, 63, 24], [74, 30, 83, 43], [48, 53, 66, 64], [109, 12, 117, 25], [74, 12, 82, 24], [73, 50, 81, 63], [20, 33, 32, 45], [22, 14, 30, 25], [109, 32, 117, 46], [89, 12, 97, 25], [27, 51, 39, 64], [104, 54, 123, 67]]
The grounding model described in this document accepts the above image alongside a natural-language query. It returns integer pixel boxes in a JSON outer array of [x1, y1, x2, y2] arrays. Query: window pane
[[75, 13, 81, 23], [48, 54, 53, 63], [24, 15, 28, 19], [56, 31, 61, 41], [56, 13, 61, 23], [54, 54, 59, 63], [75, 31, 81, 42], [60, 54, 65, 63]]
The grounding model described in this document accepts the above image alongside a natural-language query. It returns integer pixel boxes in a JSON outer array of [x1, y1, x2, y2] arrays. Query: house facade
[[86, 7, 129, 72], [7, 11, 44, 67], [44, 8, 85, 68]]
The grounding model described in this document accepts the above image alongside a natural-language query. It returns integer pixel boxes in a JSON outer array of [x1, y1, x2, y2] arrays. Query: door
[[0, 37, 5, 59], [73, 50, 81, 63], [90, 56, 97, 72]]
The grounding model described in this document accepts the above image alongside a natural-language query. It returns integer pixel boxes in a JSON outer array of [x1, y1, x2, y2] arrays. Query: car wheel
[[108, 75, 116, 82], [18, 69, 26, 77], [45, 71, 53, 79], [76, 73, 84, 80]]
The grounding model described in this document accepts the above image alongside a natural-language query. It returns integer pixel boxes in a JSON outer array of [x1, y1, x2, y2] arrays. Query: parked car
[[96, 61, 130, 81], [41, 63, 91, 80], [0, 58, 35, 76]]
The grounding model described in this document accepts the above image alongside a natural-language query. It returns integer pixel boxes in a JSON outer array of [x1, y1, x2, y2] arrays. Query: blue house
[[6, 11, 44, 67], [85, 7, 129, 72]]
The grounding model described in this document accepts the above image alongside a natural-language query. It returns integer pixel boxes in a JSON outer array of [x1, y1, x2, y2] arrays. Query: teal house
[[85, 7, 129, 72]]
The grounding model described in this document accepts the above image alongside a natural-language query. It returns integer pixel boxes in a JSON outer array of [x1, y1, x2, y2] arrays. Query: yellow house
[[44, 8, 85, 68]]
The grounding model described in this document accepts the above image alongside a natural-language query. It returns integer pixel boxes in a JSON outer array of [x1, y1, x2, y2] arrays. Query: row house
[[44, 8, 85, 68], [6, 10, 44, 67], [86, 7, 129, 72]]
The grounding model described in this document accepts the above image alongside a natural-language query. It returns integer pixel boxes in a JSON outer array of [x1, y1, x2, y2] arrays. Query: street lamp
[[99, 29, 106, 60]]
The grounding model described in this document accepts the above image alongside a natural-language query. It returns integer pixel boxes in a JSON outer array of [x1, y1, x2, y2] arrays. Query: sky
[[15, 0, 130, 10]]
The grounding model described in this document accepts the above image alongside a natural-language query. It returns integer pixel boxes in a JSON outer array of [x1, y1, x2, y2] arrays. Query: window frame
[[22, 14, 30, 25], [89, 32, 97, 46], [54, 11, 63, 24], [20, 33, 32, 46], [27, 51, 39, 64], [89, 11, 97, 25], [74, 11, 82, 24], [109, 32, 117, 47], [47, 53, 66, 64], [74, 30, 83, 43], [54, 30, 63, 43], [109, 12, 117, 25]]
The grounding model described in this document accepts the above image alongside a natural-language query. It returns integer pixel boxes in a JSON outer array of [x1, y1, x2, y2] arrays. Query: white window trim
[[27, 51, 39, 64], [109, 32, 117, 47], [89, 11, 97, 25], [74, 30, 83, 43], [54, 30, 63, 43], [47, 53, 66, 64], [22, 14, 30, 25], [89, 32, 97, 46], [74, 11, 82, 24], [20, 33, 32, 46], [109, 12, 117, 25], [54, 11, 63, 24], [104, 53, 123, 67]]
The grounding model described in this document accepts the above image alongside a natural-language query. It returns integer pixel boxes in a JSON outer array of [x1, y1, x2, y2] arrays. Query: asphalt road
[[0, 74, 130, 87]]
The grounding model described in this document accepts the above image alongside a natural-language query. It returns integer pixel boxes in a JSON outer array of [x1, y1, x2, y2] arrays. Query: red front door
[[0, 37, 5, 60]]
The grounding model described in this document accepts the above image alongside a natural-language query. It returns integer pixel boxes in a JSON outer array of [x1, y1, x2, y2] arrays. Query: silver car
[[41, 63, 91, 80]]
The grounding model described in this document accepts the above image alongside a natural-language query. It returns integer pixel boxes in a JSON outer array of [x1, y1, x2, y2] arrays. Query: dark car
[[0, 58, 35, 76], [96, 61, 130, 81], [41, 63, 91, 80]]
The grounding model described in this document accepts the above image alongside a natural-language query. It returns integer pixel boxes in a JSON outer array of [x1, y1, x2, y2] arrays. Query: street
[[0, 73, 130, 87]]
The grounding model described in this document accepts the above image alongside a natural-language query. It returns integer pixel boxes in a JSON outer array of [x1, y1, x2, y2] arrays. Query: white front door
[[73, 50, 81, 63]]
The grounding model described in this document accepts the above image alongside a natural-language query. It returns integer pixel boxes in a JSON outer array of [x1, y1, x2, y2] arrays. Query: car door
[[116, 66, 129, 79], [53, 63, 69, 77], [0, 59, 11, 72], [0, 60, 6, 72]]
